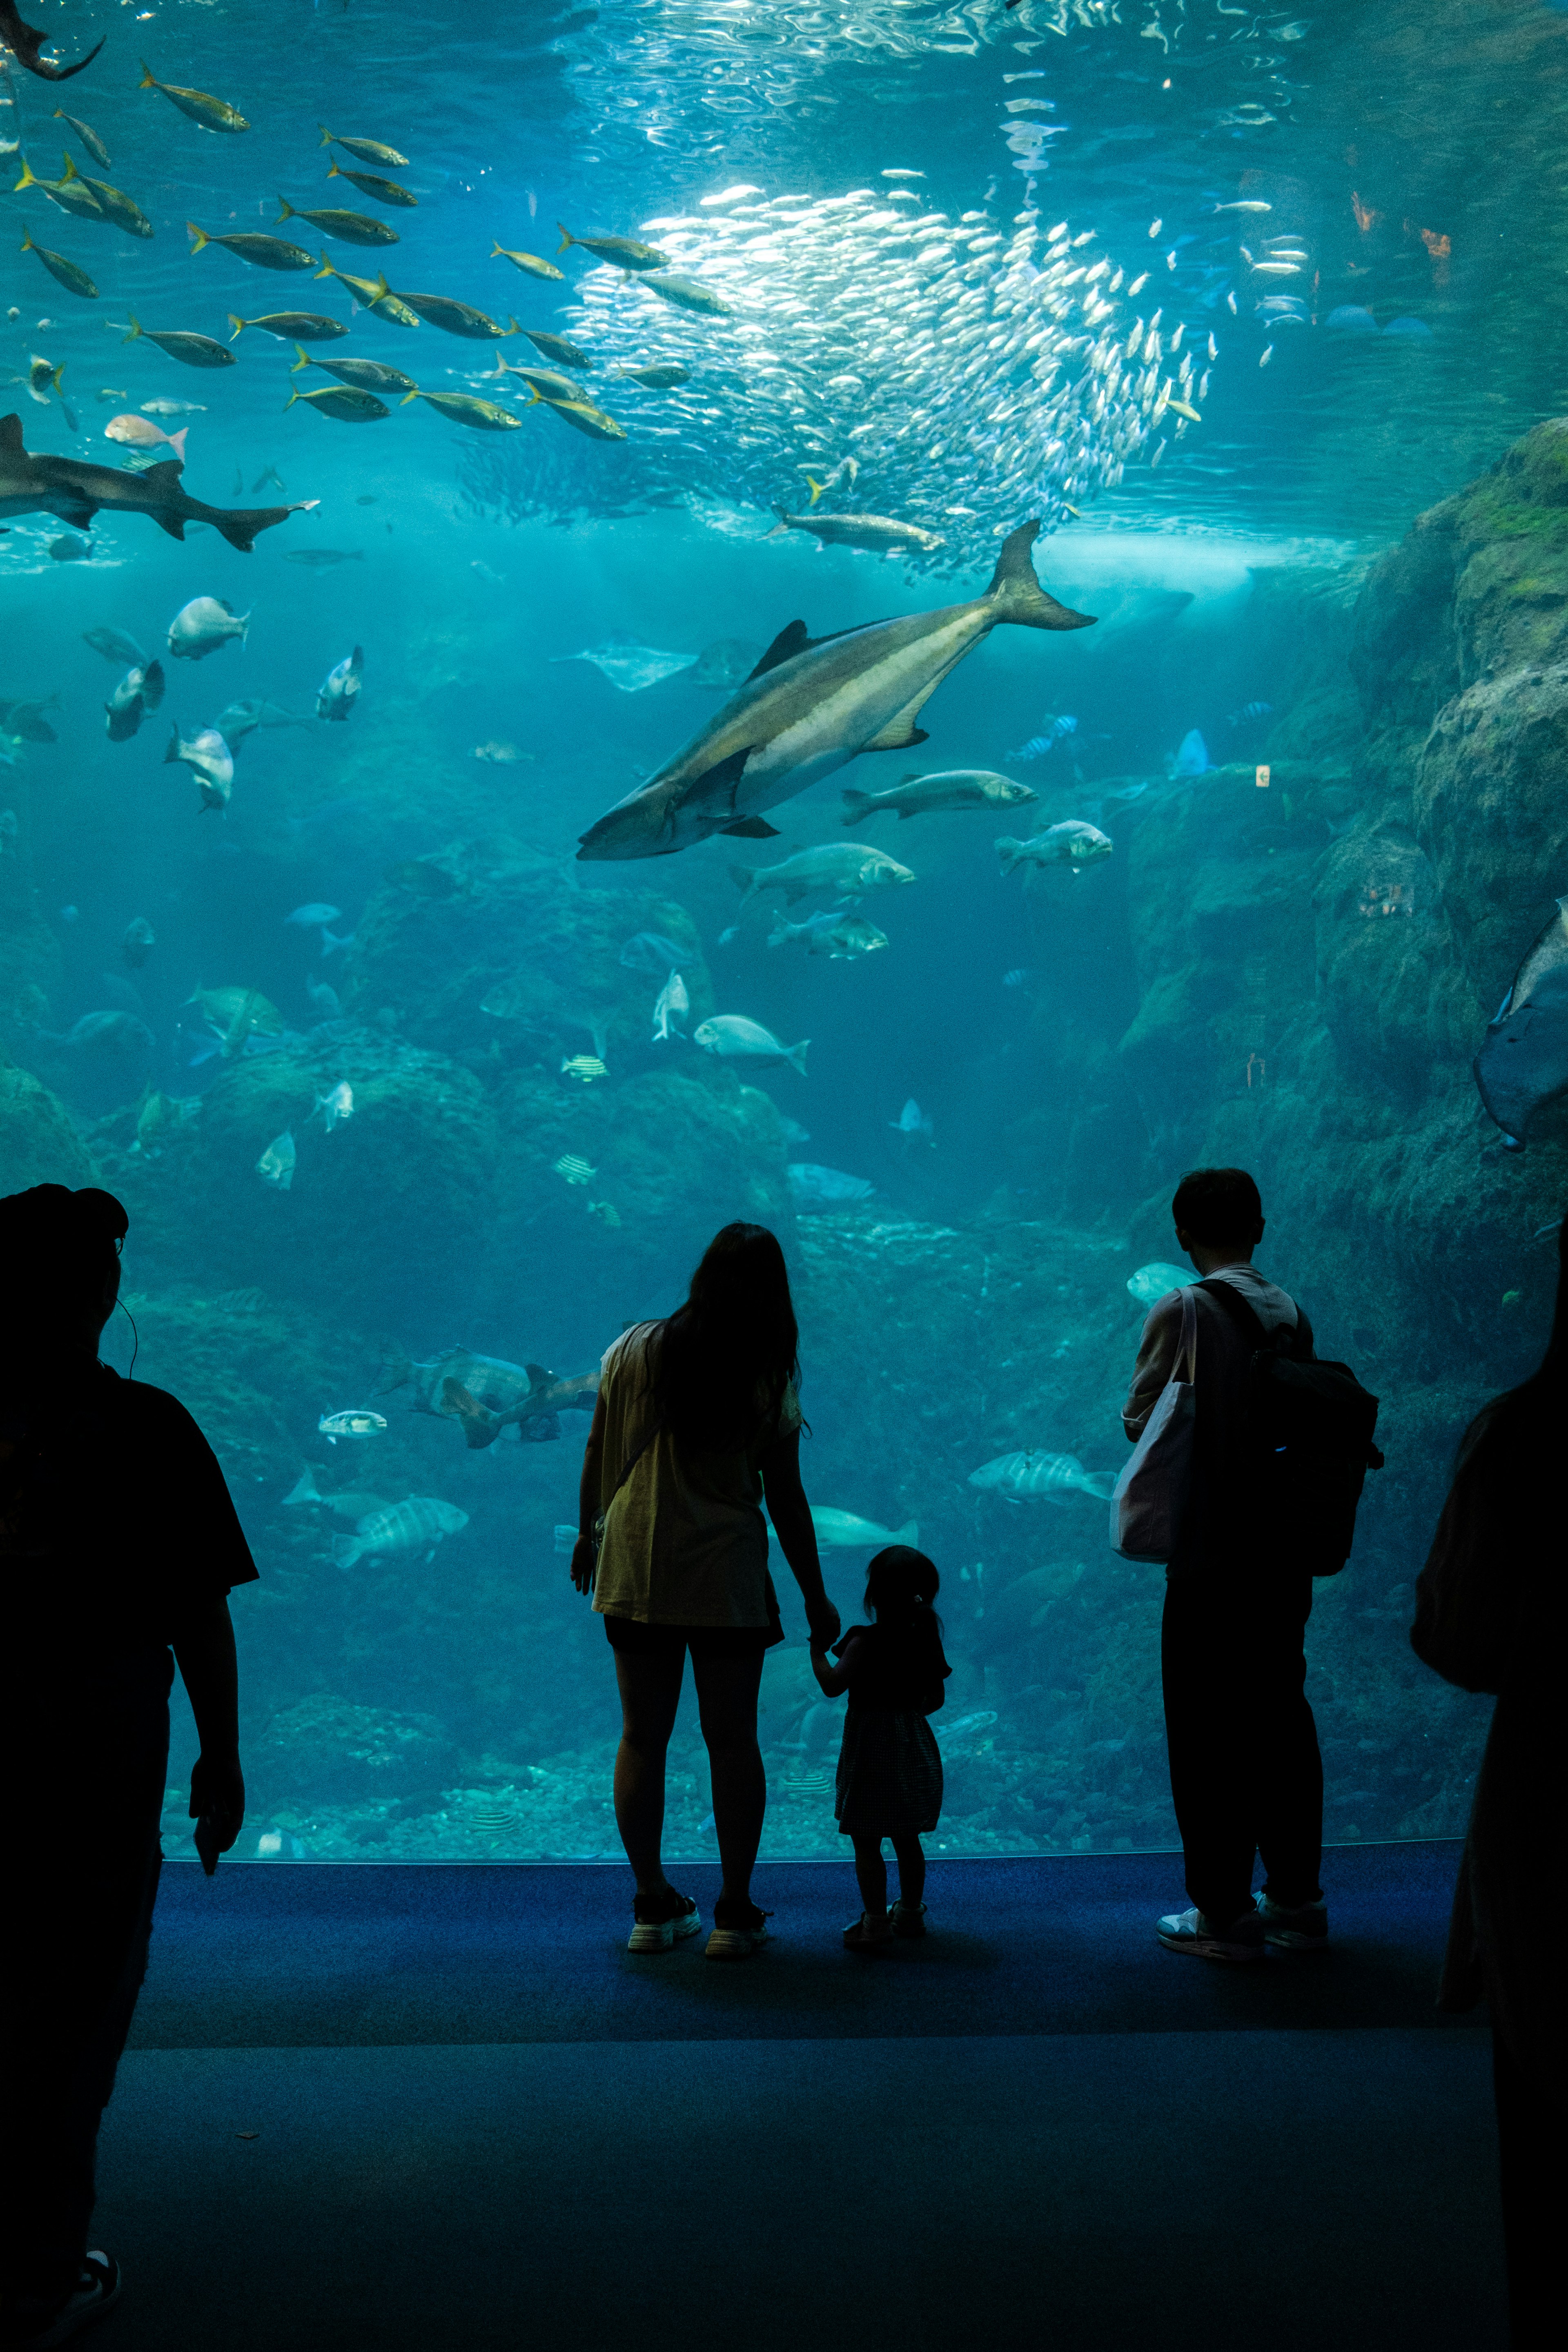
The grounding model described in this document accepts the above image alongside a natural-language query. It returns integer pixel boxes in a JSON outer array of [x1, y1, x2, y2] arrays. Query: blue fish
[[1227, 701, 1273, 727], [1007, 714, 1077, 762], [1169, 728, 1212, 777]]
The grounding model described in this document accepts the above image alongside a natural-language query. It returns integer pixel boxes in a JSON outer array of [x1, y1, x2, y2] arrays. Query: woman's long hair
[[651, 1223, 800, 1452]]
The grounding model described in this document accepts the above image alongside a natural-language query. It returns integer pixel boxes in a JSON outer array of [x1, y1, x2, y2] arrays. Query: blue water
[[3, 0, 1561, 1862]]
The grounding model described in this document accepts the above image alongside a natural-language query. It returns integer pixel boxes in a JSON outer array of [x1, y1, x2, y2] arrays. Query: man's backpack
[[1199, 1279, 1385, 1577]]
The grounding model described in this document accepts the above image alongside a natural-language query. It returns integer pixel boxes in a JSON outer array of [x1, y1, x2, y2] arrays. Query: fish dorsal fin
[[747, 620, 810, 680], [140, 459, 183, 486], [746, 615, 892, 682], [523, 1363, 555, 1391], [0, 413, 24, 452]]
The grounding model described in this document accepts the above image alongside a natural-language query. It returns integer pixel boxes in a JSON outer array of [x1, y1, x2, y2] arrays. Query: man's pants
[[1161, 1566, 1322, 1924], [3, 1646, 172, 2307]]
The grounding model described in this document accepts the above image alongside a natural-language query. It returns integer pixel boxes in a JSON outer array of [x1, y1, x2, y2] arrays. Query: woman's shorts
[[602, 1615, 782, 1659]]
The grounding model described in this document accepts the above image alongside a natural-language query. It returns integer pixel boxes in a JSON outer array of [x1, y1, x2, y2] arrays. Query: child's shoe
[[705, 1898, 771, 1961], [627, 1886, 701, 1953], [889, 1898, 927, 1937], [843, 1911, 893, 1953]]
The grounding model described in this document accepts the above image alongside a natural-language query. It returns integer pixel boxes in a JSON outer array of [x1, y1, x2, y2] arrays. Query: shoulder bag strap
[[1176, 1283, 1198, 1382]]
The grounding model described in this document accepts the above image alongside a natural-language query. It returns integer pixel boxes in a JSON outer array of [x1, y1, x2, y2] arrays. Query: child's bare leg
[[852, 1834, 889, 1919], [890, 1833, 926, 1909]]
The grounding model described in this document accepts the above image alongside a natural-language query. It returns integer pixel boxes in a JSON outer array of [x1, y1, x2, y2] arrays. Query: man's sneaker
[[627, 1887, 702, 1953], [1156, 1904, 1265, 1963], [10, 2253, 122, 2348], [706, 1898, 771, 1961], [890, 1899, 927, 1938], [1257, 1891, 1329, 1950]]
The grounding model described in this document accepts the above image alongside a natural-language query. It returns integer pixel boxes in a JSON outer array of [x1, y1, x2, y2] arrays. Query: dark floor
[[94, 1844, 1503, 2351]]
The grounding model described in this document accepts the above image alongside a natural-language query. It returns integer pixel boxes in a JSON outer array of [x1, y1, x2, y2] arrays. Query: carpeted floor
[[89, 1844, 1503, 2352]]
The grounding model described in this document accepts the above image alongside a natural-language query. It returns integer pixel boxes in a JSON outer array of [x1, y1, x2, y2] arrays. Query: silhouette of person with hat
[[0, 1185, 258, 2347]]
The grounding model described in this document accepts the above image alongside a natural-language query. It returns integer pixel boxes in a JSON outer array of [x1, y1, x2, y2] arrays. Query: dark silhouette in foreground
[[0, 2, 104, 79], [0, 1185, 257, 2349], [0, 414, 318, 551], [1412, 1214, 1564, 2350], [572, 1223, 839, 1960], [811, 1545, 951, 1951]]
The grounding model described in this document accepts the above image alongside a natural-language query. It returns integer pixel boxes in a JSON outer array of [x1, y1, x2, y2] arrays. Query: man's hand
[[189, 1751, 245, 1876], [570, 1534, 596, 1596]]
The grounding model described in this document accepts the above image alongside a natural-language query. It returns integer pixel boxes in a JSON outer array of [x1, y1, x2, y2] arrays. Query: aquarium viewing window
[[2, 0, 1561, 1866]]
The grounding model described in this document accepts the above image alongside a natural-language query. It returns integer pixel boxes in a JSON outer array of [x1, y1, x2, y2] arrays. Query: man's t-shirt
[[1121, 1262, 1315, 1570], [0, 1362, 258, 1648]]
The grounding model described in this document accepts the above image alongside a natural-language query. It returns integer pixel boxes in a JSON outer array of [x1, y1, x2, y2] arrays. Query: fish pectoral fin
[[720, 815, 779, 838], [857, 718, 930, 754], [747, 619, 811, 679], [695, 744, 753, 809]]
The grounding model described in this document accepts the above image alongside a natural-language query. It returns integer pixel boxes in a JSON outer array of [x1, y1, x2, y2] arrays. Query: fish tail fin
[[212, 510, 285, 554], [276, 196, 296, 221], [996, 838, 1021, 874], [283, 389, 301, 410], [167, 427, 187, 463], [986, 520, 1097, 633], [60, 154, 78, 181], [283, 1466, 321, 1506], [122, 314, 142, 342], [1081, 1471, 1117, 1500], [332, 1535, 364, 1570], [51, 363, 65, 394], [186, 221, 209, 252], [19, 227, 34, 252], [805, 475, 827, 507], [786, 1039, 810, 1077], [840, 788, 871, 824], [373, 272, 391, 299], [766, 919, 795, 947], [290, 342, 311, 371], [399, 388, 420, 405], [727, 865, 755, 897], [138, 61, 157, 89], [326, 161, 341, 181], [893, 1521, 920, 1546], [13, 157, 38, 190], [503, 316, 520, 337], [313, 253, 335, 279], [556, 222, 575, 254], [227, 313, 248, 341], [162, 724, 180, 766]]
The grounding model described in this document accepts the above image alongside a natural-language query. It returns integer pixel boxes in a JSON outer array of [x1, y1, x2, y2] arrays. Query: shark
[[0, 413, 317, 550], [1474, 895, 1568, 1150], [576, 518, 1095, 862], [0, 1, 103, 78]]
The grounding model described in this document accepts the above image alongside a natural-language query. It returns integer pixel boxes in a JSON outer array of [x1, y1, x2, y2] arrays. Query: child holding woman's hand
[[809, 1545, 951, 1951]]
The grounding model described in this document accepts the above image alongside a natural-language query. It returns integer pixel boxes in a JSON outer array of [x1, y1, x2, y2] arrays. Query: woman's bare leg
[[612, 1647, 685, 1897], [890, 1833, 926, 1909], [692, 1649, 766, 1910], [852, 1834, 889, 1919]]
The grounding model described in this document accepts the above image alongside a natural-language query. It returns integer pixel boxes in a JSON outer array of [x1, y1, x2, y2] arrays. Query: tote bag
[[1110, 1285, 1197, 1563]]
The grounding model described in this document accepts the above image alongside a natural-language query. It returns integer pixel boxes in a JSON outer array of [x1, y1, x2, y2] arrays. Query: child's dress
[[834, 1613, 952, 1839]]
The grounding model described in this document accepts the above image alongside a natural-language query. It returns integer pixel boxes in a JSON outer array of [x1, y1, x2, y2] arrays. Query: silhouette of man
[[0, 1185, 257, 2346], [1123, 1167, 1327, 1963]]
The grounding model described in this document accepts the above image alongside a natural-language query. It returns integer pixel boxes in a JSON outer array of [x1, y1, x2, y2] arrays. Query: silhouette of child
[[810, 1545, 951, 1950]]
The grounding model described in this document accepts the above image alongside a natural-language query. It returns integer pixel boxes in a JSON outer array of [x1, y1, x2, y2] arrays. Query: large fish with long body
[[576, 519, 1094, 862], [0, 411, 315, 548]]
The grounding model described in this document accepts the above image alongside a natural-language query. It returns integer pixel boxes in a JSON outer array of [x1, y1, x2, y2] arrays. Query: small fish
[[768, 505, 942, 556], [1168, 728, 1212, 778], [282, 548, 364, 567], [490, 240, 564, 281], [19, 226, 97, 298], [326, 160, 416, 208], [556, 223, 670, 272], [1006, 714, 1078, 761], [473, 740, 529, 763], [385, 858, 461, 898], [332, 1494, 467, 1560], [314, 1079, 354, 1131], [968, 1450, 1116, 1504], [383, 284, 514, 338], [276, 196, 400, 250], [122, 316, 237, 370], [1227, 700, 1274, 727], [560, 1054, 609, 1083], [104, 412, 187, 459], [405, 389, 523, 432], [285, 384, 390, 423], [141, 398, 206, 416], [620, 929, 689, 974], [96, 388, 129, 403], [1001, 968, 1033, 989], [638, 272, 731, 317], [531, 392, 626, 442], [768, 911, 888, 960], [256, 1129, 295, 1190], [286, 902, 341, 927], [996, 821, 1114, 874], [83, 626, 147, 664], [290, 346, 415, 394], [318, 1409, 389, 1439], [306, 977, 342, 1020], [316, 645, 363, 721], [615, 362, 690, 389], [51, 110, 111, 168], [314, 262, 423, 327], [229, 310, 349, 343], [11, 154, 108, 224], [318, 127, 410, 168], [841, 769, 1035, 824], [889, 1097, 933, 1144], [520, 326, 592, 371], [164, 720, 235, 804], [138, 62, 249, 134], [651, 969, 689, 1041], [693, 1017, 807, 1076], [104, 657, 164, 740], [167, 597, 248, 660], [808, 1507, 919, 1550], [1213, 199, 1273, 215], [25, 352, 63, 404], [187, 222, 316, 272], [786, 1164, 875, 1209], [1166, 397, 1201, 425], [1127, 1263, 1190, 1307], [122, 915, 156, 966], [553, 1154, 597, 1185]]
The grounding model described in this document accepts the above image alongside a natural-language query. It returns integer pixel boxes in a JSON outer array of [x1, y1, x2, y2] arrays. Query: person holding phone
[[1, 1184, 256, 2349]]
